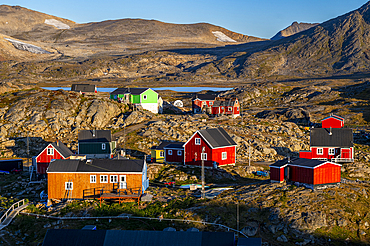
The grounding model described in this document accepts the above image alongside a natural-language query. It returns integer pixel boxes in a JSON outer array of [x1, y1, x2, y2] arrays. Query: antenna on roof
[[329, 127, 332, 136]]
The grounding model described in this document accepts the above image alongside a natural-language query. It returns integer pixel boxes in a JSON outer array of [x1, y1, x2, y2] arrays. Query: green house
[[78, 130, 116, 159], [110, 88, 163, 114]]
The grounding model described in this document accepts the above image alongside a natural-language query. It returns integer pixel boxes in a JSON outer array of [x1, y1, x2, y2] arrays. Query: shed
[[269, 159, 288, 183], [0, 159, 23, 172], [150, 141, 172, 163], [270, 158, 341, 187], [71, 84, 97, 94]]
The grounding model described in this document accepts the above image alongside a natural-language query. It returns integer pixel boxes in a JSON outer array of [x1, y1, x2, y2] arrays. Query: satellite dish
[[173, 100, 183, 108]]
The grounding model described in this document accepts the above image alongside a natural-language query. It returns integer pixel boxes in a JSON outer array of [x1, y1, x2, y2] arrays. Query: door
[[341, 148, 351, 159], [119, 175, 127, 189]]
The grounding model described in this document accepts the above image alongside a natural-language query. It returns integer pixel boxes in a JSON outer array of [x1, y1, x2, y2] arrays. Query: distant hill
[[271, 21, 319, 40], [191, 1, 370, 79]]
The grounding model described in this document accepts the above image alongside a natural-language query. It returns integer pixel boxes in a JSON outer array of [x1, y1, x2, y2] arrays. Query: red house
[[164, 142, 184, 164], [192, 94, 218, 113], [211, 98, 240, 118], [299, 128, 354, 162], [183, 128, 237, 168], [36, 141, 73, 175], [321, 114, 344, 128], [270, 158, 341, 188]]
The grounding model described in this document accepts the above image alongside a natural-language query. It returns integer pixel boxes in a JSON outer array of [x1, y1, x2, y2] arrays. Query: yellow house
[[150, 141, 172, 163]]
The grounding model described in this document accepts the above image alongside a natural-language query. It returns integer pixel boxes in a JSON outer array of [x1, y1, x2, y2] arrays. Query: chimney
[[288, 156, 291, 163], [57, 140, 59, 147], [93, 129, 96, 137], [329, 127, 332, 136]]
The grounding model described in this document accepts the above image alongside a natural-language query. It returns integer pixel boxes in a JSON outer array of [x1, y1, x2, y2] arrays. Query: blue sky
[[2, 0, 368, 39]]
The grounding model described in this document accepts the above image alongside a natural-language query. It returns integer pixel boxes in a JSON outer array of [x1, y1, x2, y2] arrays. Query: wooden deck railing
[[0, 199, 27, 224], [83, 187, 141, 200]]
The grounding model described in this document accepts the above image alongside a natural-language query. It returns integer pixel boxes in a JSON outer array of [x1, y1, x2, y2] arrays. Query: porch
[[83, 186, 142, 205]]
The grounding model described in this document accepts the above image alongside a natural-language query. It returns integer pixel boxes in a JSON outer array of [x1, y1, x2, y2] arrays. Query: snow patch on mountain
[[4, 38, 52, 54], [45, 19, 70, 29], [212, 31, 236, 42]]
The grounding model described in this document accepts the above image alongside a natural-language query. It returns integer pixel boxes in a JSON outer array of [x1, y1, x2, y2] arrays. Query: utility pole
[[248, 142, 251, 167], [201, 147, 205, 199]]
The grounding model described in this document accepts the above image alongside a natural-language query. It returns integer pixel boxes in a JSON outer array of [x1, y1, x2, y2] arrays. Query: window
[[195, 138, 201, 145], [228, 107, 232, 111], [209, 101, 213, 105], [177, 150, 182, 156], [110, 175, 118, 183], [168, 150, 173, 155], [65, 182, 73, 190], [143, 95, 147, 100], [201, 153, 207, 160], [47, 148, 54, 155], [160, 151, 164, 157], [102, 143, 106, 150], [329, 148, 335, 155], [222, 152, 227, 160], [90, 175, 96, 183], [317, 148, 323, 155], [100, 175, 108, 183]]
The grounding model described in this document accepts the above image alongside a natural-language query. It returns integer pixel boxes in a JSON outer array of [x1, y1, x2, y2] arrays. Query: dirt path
[[113, 119, 159, 139]]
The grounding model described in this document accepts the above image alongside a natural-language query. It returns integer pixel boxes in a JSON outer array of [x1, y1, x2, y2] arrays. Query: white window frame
[[201, 153, 207, 161], [209, 101, 213, 105], [102, 143, 106, 150], [228, 107, 232, 111], [90, 175, 96, 183], [159, 151, 164, 157], [119, 175, 127, 189], [329, 148, 335, 155], [100, 175, 108, 183], [65, 182, 73, 190], [195, 138, 201, 145], [222, 152, 227, 160], [47, 148, 54, 155], [110, 175, 118, 183], [317, 148, 323, 155], [168, 150, 173, 155], [177, 150, 182, 156], [143, 95, 147, 100]]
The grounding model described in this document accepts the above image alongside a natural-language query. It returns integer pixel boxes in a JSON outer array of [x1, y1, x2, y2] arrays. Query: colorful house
[[183, 128, 237, 167], [78, 130, 116, 159], [110, 88, 163, 114], [211, 98, 240, 118], [47, 159, 149, 201], [270, 158, 341, 188], [35, 141, 73, 175], [150, 141, 172, 163], [192, 94, 218, 114], [321, 114, 344, 128], [164, 142, 184, 164], [299, 128, 354, 162]]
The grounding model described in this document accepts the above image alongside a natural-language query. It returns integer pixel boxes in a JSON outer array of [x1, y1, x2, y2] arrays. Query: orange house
[[47, 159, 149, 201]]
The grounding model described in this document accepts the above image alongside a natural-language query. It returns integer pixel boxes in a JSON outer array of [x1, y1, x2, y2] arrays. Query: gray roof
[[237, 237, 262, 246], [150, 141, 173, 150], [163, 142, 184, 150], [212, 99, 237, 107], [47, 159, 144, 173], [42, 229, 235, 246], [270, 158, 335, 169], [71, 84, 96, 93], [194, 94, 218, 101], [197, 128, 237, 148], [310, 128, 353, 148], [110, 88, 153, 95], [78, 130, 112, 143], [50, 141, 73, 158]]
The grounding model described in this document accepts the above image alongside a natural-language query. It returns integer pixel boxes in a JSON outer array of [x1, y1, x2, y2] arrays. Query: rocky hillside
[[271, 22, 319, 40]]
